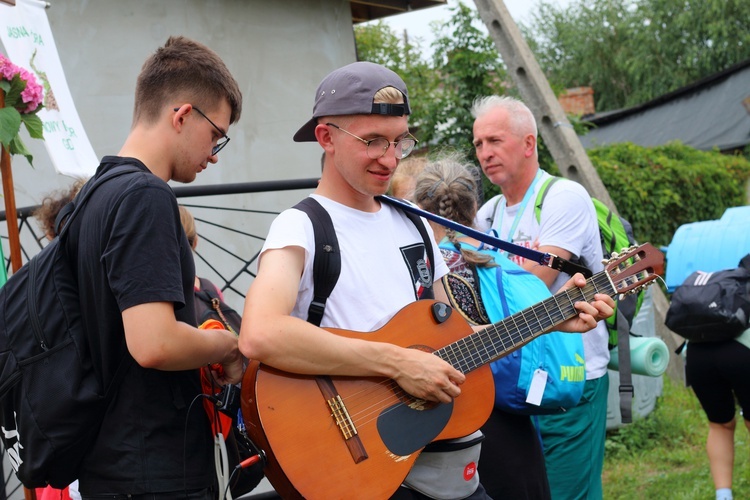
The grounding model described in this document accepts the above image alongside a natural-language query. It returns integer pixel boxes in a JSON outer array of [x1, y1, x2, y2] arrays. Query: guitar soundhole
[[377, 400, 453, 456], [399, 394, 437, 411]]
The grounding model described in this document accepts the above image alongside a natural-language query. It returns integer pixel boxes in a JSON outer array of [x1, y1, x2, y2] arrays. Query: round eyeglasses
[[326, 123, 418, 160]]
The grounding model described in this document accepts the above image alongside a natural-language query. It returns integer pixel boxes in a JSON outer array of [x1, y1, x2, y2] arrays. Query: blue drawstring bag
[[441, 242, 585, 415]]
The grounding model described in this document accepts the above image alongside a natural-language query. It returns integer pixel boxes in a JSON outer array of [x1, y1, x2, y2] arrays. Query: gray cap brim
[[293, 117, 320, 143], [293, 61, 410, 143]]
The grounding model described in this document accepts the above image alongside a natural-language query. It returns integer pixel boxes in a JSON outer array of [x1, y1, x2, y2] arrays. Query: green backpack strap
[[594, 199, 620, 258], [533, 176, 561, 223], [487, 194, 505, 228]]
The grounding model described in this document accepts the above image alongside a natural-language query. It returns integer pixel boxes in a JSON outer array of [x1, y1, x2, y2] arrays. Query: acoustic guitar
[[241, 244, 662, 499]]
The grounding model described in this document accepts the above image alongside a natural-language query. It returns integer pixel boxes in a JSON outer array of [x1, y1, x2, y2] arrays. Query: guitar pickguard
[[377, 400, 453, 456]]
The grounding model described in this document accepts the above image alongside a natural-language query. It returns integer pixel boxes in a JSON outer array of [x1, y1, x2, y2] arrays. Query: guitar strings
[[329, 256, 651, 435]]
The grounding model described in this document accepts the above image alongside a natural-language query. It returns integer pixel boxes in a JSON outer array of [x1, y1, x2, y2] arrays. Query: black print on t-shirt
[[400, 243, 433, 299]]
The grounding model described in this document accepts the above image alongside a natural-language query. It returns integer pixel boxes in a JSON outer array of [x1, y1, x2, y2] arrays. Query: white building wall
[[2, 0, 357, 311]]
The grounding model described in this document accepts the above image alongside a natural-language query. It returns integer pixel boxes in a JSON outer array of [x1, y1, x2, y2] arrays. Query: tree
[[354, 21, 439, 145], [422, 1, 507, 152], [525, 0, 750, 112], [355, 2, 507, 155]]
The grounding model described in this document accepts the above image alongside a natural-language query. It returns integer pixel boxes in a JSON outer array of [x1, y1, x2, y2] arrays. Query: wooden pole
[[1, 6, 37, 499], [472, 0, 618, 209], [0, 90, 23, 273]]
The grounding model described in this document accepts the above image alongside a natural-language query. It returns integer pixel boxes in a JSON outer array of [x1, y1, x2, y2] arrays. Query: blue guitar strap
[[382, 195, 592, 279]]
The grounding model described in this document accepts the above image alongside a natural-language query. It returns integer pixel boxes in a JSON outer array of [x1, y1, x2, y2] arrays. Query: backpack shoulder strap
[[533, 176, 561, 224], [293, 197, 341, 327], [615, 308, 633, 424], [294, 196, 437, 327], [56, 165, 143, 238], [379, 196, 435, 299], [488, 194, 504, 227]]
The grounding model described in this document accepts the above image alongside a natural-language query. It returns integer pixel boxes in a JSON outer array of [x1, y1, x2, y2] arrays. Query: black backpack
[[0, 167, 139, 488], [666, 256, 750, 343], [194, 277, 242, 334]]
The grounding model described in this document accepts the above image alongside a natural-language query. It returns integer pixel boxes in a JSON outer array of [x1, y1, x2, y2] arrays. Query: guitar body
[[241, 300, 495, 499]]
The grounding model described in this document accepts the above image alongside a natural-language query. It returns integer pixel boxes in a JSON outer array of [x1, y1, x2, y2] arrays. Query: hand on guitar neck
[[556, 271, 615, 330]]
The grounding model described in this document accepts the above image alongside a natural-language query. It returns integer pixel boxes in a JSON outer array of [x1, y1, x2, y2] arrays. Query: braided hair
[[413, 154, 495, 268]]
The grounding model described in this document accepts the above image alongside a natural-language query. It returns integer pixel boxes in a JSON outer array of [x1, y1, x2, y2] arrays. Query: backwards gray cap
[[293, 61, 411, 142]]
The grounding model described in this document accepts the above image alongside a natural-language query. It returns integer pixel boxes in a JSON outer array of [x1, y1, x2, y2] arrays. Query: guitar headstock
[[604, 243, 663, 295]]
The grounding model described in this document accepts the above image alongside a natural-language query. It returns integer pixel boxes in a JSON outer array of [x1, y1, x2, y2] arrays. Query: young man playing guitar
[[239, 61, 614, 499]]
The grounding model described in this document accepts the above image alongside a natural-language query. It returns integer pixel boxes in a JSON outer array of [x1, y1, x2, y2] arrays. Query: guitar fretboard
[[437, 270, 615, 373]]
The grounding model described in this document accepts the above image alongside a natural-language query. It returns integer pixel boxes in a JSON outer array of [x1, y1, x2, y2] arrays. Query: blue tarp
[[665, 206, 750, 291]]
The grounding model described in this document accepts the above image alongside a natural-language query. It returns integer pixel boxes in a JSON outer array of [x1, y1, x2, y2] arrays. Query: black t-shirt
[[67, 156, 213, 494]]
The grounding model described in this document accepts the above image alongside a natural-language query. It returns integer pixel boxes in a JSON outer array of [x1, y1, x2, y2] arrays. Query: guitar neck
[[437, 270, 615, 373]]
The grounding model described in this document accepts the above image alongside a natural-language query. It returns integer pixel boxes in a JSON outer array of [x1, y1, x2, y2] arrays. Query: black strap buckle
[[307, 299, 327, 327], [619, 384, 635, 396], [547, 254, 593, 279]]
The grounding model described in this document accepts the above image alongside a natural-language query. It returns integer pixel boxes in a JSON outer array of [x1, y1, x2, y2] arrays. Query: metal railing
[[0, 177, 319, 294], [172, 178, 318, 306]]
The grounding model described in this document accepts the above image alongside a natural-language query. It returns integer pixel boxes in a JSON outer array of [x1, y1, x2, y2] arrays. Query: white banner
[[0, 0, 98, 177]]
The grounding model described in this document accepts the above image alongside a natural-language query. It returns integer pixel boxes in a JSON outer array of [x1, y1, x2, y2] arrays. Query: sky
[[375, 0, 573, 50]]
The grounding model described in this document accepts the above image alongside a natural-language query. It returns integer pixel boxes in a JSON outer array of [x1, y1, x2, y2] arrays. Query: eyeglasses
[[326, 123, 418, 160], [174, 106, 230, 155]]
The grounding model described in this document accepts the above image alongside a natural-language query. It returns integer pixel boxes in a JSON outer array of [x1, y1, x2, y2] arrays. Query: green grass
[[603, 376, 750, 499]]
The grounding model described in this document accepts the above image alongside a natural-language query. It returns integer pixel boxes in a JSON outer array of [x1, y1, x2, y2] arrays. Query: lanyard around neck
[[497, 169, 543, 242]]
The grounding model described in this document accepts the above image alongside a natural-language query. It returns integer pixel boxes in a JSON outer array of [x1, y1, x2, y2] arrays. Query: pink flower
[[0, 54, 16, 81], [0, 54, 44, 114], [21, 78, 44, 113]]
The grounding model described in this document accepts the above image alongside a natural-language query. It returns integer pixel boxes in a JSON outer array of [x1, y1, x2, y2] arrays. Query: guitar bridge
[[316, 376, 368, 464], [327, 395, 357, 440]]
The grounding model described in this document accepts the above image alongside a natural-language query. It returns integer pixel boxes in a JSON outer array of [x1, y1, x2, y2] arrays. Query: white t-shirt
[[261, 194, 449, 332], [262, 195, 480, 496], [475, 171, 610, 379]]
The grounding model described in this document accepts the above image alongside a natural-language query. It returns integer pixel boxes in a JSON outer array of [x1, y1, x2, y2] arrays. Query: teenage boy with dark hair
[[70, 36, 244, 499]]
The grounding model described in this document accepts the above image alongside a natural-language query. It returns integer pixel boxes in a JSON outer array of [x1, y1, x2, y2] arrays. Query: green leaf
[[3, 74, 27, 109], [21, 112, 44, 140], [0, 80, 9, 94], [8, 134, 34, 168], [0, 106, 22, 148]]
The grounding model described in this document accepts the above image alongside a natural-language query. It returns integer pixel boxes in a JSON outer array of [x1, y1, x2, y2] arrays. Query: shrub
[[588, 141, 750, 247]]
